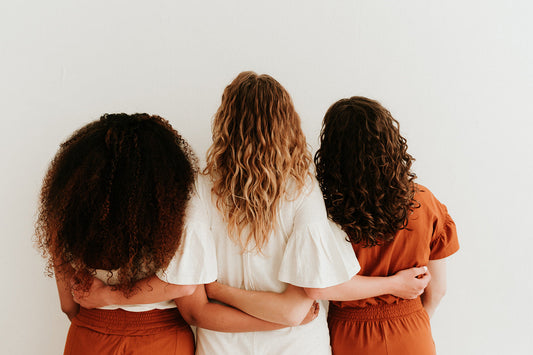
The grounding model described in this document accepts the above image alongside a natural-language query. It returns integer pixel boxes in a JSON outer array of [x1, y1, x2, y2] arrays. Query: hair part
[[205, 71, 311, 252], [36, 113, 198, 294], [315, 96, 418, 247]]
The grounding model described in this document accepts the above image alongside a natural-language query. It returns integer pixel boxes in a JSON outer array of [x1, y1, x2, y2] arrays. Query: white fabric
[[195, 174, 359, 355], [96, 183, 218, 312]]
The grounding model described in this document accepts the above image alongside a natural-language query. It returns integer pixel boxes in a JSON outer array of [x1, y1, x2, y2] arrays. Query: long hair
[[315, 97, 418, 247], [35, 113, 198, 294], [205, 71, 311, 251]]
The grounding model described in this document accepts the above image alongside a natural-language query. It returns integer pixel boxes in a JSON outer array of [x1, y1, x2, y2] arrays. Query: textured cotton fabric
[[329, 185, 459, 355], [329, 299, 435, 355], [64, 308, 194, 355], [194, 174, 360, 355]]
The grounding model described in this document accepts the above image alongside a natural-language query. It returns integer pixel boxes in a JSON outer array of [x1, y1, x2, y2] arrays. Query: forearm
[[207, 283, 314, 326], [421, 259, 447, 318], [175, 286, 286, 332], [305, 266, 430, 301], [95, 276, 196, 306], [56, 273, 80, 321], [304, 275, 392, 301], [421, 287, 444, 318], [184, 302, 285, 332]]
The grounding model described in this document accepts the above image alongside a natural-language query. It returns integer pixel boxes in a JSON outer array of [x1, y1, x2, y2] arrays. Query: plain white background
[[1, 1, 531, 354]]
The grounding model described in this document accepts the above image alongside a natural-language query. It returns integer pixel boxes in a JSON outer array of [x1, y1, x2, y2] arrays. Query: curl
[[35, 113, 198, 294], [315, 97, 419, 247], [205, 71, 311, 251]]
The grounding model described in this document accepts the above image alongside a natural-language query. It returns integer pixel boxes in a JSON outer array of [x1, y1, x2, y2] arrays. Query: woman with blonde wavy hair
[[192, 71, 361, 354], [76, 72, 429, 354]]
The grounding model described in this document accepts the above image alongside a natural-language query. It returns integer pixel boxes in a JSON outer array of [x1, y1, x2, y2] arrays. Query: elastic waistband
[[72, 307, 189, 336], [328, 298, 424, 321]]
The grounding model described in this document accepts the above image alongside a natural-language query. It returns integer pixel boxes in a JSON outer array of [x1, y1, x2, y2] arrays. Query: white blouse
[[95, 182, 218, 312], [194, 174, 359, 355]]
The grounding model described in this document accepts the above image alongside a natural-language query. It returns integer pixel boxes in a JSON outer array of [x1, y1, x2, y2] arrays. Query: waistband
[[72, 307, 189, 336], [328, 298, 424, 321]]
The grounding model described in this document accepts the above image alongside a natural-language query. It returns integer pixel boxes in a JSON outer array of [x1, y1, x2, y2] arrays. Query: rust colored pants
[[328, 298, 436, 355], [64, 307, 194, 355]]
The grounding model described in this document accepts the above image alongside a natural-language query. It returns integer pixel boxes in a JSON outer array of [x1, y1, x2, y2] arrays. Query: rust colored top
[[330, 184, 459, 309]]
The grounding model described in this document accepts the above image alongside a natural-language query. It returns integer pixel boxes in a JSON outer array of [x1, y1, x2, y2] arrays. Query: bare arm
[[421, 259, 447, 318], [72, 275, 197, 309], [56, 269, 79, 321], [205, 282, 315, 327], [176, 285, 317, 332], [73, 276, 318, 331], [304, 266, 430, 301]]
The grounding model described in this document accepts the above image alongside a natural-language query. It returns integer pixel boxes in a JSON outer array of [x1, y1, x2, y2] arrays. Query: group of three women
[[37, 71, 459, 355]]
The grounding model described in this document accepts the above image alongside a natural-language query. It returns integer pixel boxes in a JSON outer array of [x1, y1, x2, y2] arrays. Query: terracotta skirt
[[328, 298, 436, 355], [64, 307, 194, 355]]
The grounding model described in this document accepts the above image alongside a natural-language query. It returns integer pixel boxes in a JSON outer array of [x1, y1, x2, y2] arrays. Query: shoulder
[[285, 173, 319, 200], [193, 173, 214, 201], [413, 185, 459, 258], [412, 184, 451, 220], [184, 174, 215, 220]]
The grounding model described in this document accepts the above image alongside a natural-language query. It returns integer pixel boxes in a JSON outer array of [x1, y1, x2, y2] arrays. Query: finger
[[413, 266, 428, 278], [417, 272, 432, 284]]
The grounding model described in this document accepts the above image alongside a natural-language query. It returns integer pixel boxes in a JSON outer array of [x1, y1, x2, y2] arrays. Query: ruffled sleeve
[[278, 177, 360, 288], [429, 209, 460, 260], [157, 179, 218, 285]]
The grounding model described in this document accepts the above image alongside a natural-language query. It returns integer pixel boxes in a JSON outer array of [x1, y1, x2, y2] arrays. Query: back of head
[[315, 97, 417, 247], [205, 71, 311, 251], [36, 113, 197, 293]]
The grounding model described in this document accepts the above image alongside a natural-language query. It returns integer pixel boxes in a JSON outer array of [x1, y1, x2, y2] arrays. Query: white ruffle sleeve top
[[195, 174, 359, 355]]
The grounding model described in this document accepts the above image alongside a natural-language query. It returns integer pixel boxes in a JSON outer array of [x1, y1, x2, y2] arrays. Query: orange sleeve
[[429, 207, 459, 260]]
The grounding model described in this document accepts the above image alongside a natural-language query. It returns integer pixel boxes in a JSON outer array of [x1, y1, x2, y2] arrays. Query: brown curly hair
[[315, 97, 419, 247], [36, 113, 198, 294], [205, 71, 312, 251]]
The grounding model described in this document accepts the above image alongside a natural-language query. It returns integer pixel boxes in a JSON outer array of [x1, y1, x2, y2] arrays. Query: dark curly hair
[[36, 113, 198, 294], [315, 97, 418, 247]]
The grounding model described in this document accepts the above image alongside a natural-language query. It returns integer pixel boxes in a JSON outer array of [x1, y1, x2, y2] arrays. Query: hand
[[71, 277, 113, 309], [390, 266, 431, 299], [299, 301, 320, 325]]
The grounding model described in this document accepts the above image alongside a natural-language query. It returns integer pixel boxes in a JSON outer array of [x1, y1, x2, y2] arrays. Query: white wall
[[1, 1, 531, 354]]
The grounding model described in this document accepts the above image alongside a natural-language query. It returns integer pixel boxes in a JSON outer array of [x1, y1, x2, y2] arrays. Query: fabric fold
[[279, 219, 360, 288]]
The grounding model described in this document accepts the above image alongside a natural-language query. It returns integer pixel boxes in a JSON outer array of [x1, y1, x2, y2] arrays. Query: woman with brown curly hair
[[310, 97, 460, 354], [36, 113, 215, 354]]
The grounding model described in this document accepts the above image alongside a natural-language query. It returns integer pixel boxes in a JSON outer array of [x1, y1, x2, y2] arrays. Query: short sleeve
[[429, 207, 459, 260], [278, 177, 360, 288], [156, 180, 218, 285]]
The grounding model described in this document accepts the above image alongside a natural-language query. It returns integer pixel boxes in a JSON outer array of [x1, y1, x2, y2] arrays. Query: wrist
[[206, 282, 220, 300], [387, 274, 401, 295], [209, 282, 231, 304]]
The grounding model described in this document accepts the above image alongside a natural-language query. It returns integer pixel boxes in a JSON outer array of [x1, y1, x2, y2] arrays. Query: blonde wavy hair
[[205, 71, 312, 252]]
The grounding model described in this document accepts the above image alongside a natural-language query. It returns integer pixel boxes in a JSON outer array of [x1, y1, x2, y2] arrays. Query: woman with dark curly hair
[[309, 97, 460, 354], [36, 113, 215, 354]]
